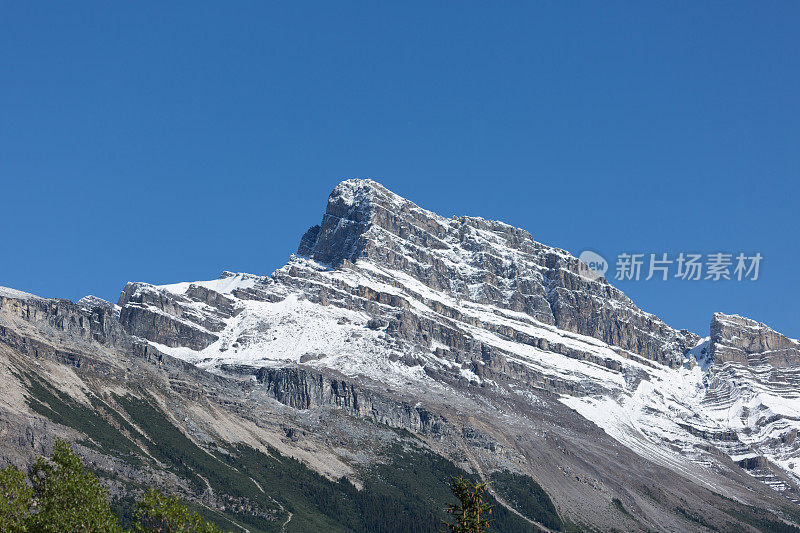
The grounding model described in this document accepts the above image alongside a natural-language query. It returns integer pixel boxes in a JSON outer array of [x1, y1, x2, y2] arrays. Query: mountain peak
[[297, 179, 435, 266], [329, 178, 392, 205], [290, 179, 697, 366]]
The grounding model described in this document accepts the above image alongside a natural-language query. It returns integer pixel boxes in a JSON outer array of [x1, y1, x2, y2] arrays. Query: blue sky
[[1, 2, 798, 337]]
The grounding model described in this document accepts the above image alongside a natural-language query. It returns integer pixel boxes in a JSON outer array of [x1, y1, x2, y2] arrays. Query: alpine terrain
[[1, 179, 799, 532]]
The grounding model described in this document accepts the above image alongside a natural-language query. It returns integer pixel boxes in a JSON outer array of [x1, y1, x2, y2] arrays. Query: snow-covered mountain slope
[[115, 179, 800, 517], [704, 314, 800, 495]]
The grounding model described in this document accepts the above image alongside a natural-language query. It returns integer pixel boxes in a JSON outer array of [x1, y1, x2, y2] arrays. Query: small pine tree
[[442, 475, 493, 533]]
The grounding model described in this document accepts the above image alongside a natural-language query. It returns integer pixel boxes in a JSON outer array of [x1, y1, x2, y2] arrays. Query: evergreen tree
[[442, 475, 493, 533], [28, 438, 123, 532]]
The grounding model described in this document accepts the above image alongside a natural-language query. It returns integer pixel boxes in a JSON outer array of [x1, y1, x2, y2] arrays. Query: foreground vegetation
[[0, 439, 221, 532], [0, 438, 546, 533], [442, 476, 494, 533]]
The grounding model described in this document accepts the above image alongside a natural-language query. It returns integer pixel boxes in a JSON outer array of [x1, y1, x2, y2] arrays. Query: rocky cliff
[[711, 312, 800, 367]]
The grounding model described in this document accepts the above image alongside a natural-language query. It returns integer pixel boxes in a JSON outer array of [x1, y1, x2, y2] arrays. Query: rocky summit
[[2, 179, 800, 532]]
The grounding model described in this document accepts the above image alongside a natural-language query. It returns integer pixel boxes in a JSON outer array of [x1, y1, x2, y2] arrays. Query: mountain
[[1, 179, 799, 532]]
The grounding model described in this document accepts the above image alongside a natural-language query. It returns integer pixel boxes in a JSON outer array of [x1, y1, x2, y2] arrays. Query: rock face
[[711, 312, 800, 367], [3, 180, 800, 531], [703, 313, 800, 493], [1, 290, 107, 354], [248, 366, 447, 436], [117, 281, 232, 350]]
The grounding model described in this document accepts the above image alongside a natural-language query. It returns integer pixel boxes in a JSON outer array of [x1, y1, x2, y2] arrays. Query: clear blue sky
[[1, 2, 798, 337]]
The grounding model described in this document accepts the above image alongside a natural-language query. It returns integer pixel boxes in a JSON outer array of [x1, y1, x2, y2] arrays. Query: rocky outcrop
[[249, 366, 447, 436], [117, 282, 225, 350], [710, 312, 800, 367], [700, 313, 800, 503], [0, 290, 162, 373], [0, 291, 94, 341]]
